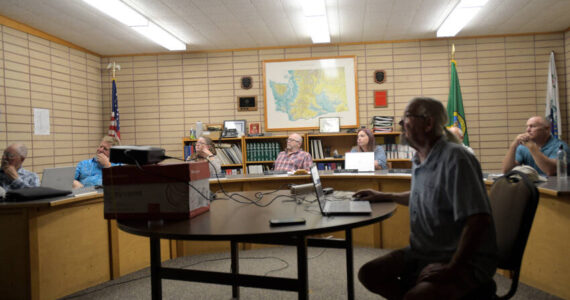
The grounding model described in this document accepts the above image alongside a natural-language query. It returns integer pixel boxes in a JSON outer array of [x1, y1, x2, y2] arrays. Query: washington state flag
[[446, 59, 469, 146]]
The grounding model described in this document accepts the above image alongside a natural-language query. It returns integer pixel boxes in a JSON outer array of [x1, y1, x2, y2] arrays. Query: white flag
[[545, 51, 561, 138]]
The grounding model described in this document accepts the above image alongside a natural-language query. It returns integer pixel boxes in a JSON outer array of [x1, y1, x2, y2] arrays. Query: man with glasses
[[1, 143, 39, 191], [502, 116, 569, 176], [273, 133, 313, 172], [354, 97, 497, 300]]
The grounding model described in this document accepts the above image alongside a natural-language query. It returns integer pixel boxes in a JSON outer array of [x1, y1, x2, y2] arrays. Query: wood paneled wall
[[1, 22, 568, 174]]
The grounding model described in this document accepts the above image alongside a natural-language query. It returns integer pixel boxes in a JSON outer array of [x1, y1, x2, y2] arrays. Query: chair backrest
[[489, 170, 539, 299]]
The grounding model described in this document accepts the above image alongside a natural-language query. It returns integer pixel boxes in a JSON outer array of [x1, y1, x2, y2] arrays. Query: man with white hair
[[0, 143, 39, 191], [502, 116, 569, 176], [354, 97, 497, 300]]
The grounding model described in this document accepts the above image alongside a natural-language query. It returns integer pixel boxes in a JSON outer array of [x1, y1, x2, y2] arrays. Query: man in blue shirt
[[1, 143, 39, 191], [502, 116, 569, 176], [73, 136, 120, 188], [354, 97, 497, 300]]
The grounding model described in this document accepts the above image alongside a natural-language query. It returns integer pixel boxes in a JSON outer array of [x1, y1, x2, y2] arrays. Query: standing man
[[73, 136, 120, 188], [354, 97, 497, 300], [273, 133, 313, 172], [1, 143, 39, 191], [502, 116, 569, 176]]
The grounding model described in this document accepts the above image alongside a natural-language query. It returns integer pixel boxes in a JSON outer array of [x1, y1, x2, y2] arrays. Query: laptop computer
[[41, 166, 75, 190], [310, 165, 372, 215], [344, 152, 375, 172]]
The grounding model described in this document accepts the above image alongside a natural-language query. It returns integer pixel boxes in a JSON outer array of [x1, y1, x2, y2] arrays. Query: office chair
[[463, 170, 539, 300]]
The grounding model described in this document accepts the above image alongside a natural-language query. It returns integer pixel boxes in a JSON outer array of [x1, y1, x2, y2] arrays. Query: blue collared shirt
[[75, 158, 119, 187], [515, 136, 570, 175], [0, 168, 40, 191]]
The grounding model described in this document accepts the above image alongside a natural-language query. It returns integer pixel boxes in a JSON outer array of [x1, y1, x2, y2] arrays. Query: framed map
[[263, 56, 359, 131]]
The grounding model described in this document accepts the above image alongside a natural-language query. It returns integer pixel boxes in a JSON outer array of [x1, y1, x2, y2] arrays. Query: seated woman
[[350, 128, 388, 170], [189, 136, 222, 176]]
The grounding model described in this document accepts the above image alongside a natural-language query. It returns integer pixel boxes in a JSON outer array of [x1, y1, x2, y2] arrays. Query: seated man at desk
[[448, 126, 474, 155], [0, 143, 39, 191], [73, 136, 120, 188], [274, 133, 313, 172], [502, 116, 569, 176], [354, 97, 497, 300]]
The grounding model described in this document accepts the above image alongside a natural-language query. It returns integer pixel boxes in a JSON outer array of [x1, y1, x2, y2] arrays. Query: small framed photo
[[223, 120, 246, 137], [249, 122, 260, 134], [319, 117, 340, 133]]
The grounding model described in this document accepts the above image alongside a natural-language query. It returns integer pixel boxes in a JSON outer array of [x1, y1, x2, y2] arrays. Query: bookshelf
[[244, 135, 288, 174], [182, 137, 245, 175], [182, 132, 411, 174]]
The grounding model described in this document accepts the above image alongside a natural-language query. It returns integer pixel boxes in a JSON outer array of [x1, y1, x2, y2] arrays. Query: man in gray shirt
[[1, 143, 39, 191], [354, 97, 497, 300]]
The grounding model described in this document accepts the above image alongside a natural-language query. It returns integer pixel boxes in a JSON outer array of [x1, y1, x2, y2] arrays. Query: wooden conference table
[[118, 190, 397, 300]]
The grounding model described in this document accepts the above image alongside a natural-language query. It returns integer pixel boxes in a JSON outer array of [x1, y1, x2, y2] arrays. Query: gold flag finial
[[451, 44, 456, 61], [106, 61, 121, 79]]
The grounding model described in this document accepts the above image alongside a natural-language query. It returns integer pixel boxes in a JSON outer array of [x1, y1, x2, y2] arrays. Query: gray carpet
[[62, 246, 562, 300]]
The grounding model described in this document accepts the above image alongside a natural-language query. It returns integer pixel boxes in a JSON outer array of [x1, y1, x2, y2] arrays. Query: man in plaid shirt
[[274, 133, 313, 172]]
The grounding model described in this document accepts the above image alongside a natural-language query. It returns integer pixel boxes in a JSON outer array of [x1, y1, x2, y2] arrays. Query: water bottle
[[196, 121, 203, 138], [557, 145, 567, 180]]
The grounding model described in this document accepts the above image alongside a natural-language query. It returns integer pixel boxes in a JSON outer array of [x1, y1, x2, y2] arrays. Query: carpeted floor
[[62, 246, 563, 300]]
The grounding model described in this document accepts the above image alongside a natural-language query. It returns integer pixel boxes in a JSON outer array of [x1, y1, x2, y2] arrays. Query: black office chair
[[463, 170, 539, 300]]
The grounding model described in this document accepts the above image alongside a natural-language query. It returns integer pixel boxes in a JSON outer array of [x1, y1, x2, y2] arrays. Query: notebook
[[344, 152, 375, 172], [310, 165, 372, 215], [41, 166, 75, 190]]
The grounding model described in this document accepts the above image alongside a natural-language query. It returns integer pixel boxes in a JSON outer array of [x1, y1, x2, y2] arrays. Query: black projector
[[110, 146, 166, 165]]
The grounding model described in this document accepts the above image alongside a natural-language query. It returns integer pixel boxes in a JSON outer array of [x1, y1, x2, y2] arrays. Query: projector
[[110, 146, 166, 165]]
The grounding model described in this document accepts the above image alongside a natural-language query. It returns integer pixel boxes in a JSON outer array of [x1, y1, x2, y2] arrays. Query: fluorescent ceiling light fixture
[[83, 0, 186, 51], [300, 0, 330, 44], [132, 23, 186, 51], [83, 0, 147, 26], [301, 0, 326, 16], [437, 0, 489, 37], [307, 15, 330, 43]]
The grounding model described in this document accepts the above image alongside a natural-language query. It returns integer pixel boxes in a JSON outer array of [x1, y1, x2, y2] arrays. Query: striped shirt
[[274, 150, 313, 172]]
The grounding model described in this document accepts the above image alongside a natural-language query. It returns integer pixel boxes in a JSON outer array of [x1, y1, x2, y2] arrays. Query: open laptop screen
[[41, 166, 75, 190], [310, 165, 326, 213], [344, 152, 375, 172]]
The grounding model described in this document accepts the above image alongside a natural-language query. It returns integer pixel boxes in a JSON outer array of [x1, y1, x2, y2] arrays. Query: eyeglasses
[[287, 138, 302, 143], [2, 151, 17, 159], [398, 114, 427, 126]]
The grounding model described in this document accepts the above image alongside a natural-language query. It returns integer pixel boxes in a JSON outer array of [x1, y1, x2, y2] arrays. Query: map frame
[[262, 56, 359, 131]]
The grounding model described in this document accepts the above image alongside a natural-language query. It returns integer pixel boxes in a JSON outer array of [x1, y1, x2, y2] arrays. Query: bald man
[[0, 143, 39, 191], [448, 126, 475, 155], [502, 116, 570, 176], [273, 133, 313, 171]]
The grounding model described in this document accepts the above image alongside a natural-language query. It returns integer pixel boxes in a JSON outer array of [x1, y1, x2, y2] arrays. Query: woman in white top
[[350, 128, 388, 170], [189, 136, 222, 176]]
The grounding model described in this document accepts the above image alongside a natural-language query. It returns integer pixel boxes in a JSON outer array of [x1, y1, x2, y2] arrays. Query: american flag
[[108, 78, 120, 140]]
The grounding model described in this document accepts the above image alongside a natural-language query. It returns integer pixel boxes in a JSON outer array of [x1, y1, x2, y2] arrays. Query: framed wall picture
[[237, 96, 257, 111], [374, 90, 388, 108], [263, 56, 359, 131], [319, 117, 340, 133]]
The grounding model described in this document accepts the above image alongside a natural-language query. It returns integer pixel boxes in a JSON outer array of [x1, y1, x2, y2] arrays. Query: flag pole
[[106, 61, 121, 140], [451, 43, 455, 61]]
